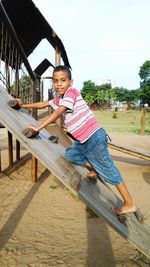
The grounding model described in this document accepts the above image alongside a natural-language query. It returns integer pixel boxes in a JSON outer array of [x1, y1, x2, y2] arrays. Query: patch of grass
[[93, 110, 150, 134], [112, 111, 117, 119], [49, 185, 58, 190]]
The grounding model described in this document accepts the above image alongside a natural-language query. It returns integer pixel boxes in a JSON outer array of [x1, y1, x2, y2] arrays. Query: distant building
[[98, 78, 115, 88]]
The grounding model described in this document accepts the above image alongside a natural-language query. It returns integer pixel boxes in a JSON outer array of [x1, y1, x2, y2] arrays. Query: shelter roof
[[1, 0, 71, 68], [34, 59, 54, 77]]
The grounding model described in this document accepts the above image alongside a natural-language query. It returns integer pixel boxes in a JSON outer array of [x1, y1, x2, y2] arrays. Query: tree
[[139, 84, 150, 106], [84, 94, 95, 105], [81, 81, 113, 106], [139, 60, 150, 84], [113, 87, 126, 102], [96, 83, 113, 105], [139, 60, 150, 106], [114, 87, 140, 109], [11, 74, 33, 102], [81, 80, 97, 103], [81, 80, 140, 109]]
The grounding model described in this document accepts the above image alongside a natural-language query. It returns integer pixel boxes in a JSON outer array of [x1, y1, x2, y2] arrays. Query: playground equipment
[[0, 0, 150, 262], [0, 85, 150, 260]]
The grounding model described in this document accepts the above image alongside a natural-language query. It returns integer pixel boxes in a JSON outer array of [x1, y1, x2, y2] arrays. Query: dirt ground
[[0, 128, 150, 267]]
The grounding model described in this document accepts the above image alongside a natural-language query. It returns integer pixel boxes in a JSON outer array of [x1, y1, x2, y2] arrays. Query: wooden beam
[[8, 131, 13, 165], [140, 107, 150, 135], [0, 145, 1, 172], [16, 139, 20, 160], [55, 46, 61, 66], [55, 46, 62, 127], [108, 142, 150, 161], [140, 108, 145, 135], [31, 156, 38, 182]]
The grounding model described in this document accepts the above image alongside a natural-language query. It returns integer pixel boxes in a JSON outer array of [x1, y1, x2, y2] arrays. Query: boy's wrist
[[15, 98, 23, 107]]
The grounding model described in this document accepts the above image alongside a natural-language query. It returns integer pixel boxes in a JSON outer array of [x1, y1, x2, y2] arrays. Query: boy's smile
[[52, 70, 73, 95]]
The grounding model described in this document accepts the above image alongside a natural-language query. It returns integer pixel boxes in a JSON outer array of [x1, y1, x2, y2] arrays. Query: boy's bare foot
[[113, 204, 137, 215], [86, 171, 98, 180]]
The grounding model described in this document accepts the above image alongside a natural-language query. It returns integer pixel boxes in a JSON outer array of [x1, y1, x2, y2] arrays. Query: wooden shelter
[[0, 0, 71, 180], [1, 0, 71, 68]]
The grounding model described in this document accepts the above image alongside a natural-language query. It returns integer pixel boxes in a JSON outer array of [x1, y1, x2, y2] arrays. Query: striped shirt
[[49, 87, 101, 143]]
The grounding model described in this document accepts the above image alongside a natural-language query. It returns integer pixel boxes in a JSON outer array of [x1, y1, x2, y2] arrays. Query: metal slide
[[0, 86, 150, 260]]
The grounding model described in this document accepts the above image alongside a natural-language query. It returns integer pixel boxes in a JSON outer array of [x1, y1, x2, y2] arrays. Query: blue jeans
[[65, 128, 123, 185]]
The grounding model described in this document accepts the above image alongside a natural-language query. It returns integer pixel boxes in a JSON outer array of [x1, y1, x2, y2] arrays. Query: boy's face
[[52, 70, 73, 95]]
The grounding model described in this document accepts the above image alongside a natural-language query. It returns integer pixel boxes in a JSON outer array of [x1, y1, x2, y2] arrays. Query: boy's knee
[[65, 149, 70, 161], [65, 148, 74, 163], [65, 148, 84, 166]]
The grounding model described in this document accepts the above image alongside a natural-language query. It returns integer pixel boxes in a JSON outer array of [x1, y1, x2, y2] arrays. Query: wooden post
[[31, 79, 38, 182], [31, 156, 38, 182], [15, 68, 21, 162], [16, 139, 20, 160], [0, 145, 1, 172], [55, 46, 62, 127], [8, 131, 13, 165], [140, 108, 145, 135], [55, 46, 61, 66], [41, 78, 44, 101], [32, 79, 38, 120]]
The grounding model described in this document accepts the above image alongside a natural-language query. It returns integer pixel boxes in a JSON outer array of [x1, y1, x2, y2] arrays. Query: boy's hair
[[53, 65, 72, 80]]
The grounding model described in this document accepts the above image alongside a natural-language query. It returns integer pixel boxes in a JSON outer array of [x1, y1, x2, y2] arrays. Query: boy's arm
[[27, 105, 67, 132], [15, 98, 50, 109]]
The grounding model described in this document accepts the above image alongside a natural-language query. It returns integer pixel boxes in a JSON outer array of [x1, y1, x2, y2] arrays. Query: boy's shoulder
[[51, 95, 61, 106], [65, 87, 80, 96]]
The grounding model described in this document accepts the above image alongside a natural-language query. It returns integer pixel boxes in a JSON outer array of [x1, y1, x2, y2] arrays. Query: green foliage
[[113, 87, 126, 102], [113, 87, 140, 108], [139, 60, 150, 82], [49, 185, 58, 190], [20, 75, 32, 87], [81, 59, 150, 108], [139, 84, 150, 106], [96, 83, 113, 105], [11, 74, 33, 102], [84, 94, 95, 104], [81, 80, 97, 99], [81, 80, 114, 106], [139, 60, 150, 106], [81, 80, 141, 109]]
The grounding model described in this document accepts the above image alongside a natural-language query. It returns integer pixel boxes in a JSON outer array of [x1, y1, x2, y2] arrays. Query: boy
[[16, 65, 137, 215]]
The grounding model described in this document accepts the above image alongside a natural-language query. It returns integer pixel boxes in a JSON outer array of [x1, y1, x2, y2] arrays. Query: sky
[[29, 0, 150, 94]]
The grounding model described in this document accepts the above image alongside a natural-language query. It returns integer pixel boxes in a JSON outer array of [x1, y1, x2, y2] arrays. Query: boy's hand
[[22, 126, 39, 138], [26, 125, 39, 132], [15, 98, 23, 107], [8, 99, 21, 109]]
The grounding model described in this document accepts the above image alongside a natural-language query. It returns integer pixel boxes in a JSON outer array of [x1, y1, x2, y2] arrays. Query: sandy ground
[[0, 127, 150, 267]]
